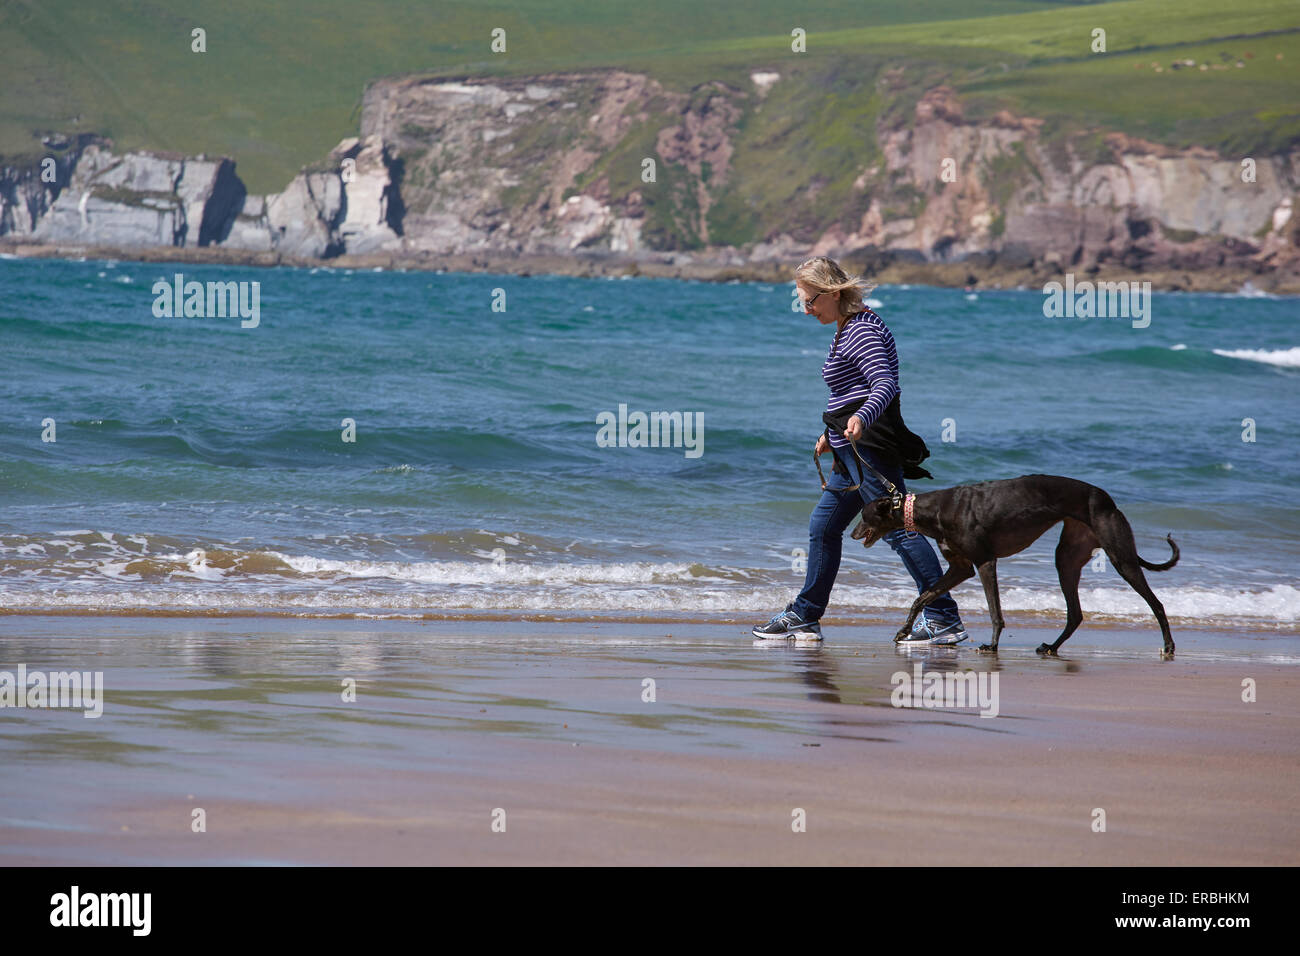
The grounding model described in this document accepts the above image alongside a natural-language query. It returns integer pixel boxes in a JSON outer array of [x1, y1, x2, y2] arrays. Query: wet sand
[[1, 615, 1297, 865]]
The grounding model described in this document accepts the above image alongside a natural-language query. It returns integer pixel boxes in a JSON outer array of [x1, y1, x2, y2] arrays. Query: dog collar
[[903, 493, 916, 532]]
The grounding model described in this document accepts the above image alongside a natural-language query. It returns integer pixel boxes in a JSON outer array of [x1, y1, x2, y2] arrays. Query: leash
[[815, 421, 908, 517]]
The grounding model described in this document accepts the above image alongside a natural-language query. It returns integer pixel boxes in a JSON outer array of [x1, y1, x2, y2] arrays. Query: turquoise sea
[[1, 255, 1297, 631]]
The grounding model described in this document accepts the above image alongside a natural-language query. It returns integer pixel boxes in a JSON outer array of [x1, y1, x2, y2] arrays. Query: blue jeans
[[791, 444, 961, 626]]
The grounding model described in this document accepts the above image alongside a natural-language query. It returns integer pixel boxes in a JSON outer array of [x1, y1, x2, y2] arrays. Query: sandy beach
[[6, 0, 1300, 896], [1, 614, 1296, 866]]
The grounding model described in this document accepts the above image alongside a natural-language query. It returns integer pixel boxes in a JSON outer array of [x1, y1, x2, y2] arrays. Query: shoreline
[[2, 613, 1298, 662], [0, 606, 1296, 640], [4, 238, 1298, 295]]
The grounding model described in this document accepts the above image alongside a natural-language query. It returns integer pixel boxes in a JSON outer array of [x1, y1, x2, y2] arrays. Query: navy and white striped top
[[822, 309, 900, 450]]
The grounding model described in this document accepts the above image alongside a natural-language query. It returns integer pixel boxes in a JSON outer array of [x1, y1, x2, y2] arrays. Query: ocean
[[1, 255, 1297, 631]]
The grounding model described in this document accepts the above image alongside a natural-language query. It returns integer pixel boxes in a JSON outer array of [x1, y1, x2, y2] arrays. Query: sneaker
[[896, 622, 934, 643], [909, 615, 970, 646], [751, 603, 821, 640]]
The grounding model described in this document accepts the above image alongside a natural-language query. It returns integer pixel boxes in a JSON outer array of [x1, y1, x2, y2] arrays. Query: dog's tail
[[1138, 534, 1179, 571]]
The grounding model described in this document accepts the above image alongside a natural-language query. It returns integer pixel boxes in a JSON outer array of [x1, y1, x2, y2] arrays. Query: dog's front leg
[[894, 562, 976, 642]]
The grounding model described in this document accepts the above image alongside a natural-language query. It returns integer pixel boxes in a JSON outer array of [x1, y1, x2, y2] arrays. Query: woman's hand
[[814, 433, 829, 457], [844, 416, 864, 442]]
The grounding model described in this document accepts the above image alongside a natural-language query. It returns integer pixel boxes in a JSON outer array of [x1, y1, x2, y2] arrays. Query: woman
[[752, 256, 968, 645]]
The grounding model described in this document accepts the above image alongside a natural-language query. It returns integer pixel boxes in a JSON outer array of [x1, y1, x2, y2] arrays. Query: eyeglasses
[[802, 292, 824, 310]]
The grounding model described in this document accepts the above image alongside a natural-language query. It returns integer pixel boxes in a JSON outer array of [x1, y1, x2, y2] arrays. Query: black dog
[[850, 475, 1179, 656]]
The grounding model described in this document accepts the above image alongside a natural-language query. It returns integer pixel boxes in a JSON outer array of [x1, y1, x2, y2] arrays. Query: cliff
[[2, 70, 1297, 288]]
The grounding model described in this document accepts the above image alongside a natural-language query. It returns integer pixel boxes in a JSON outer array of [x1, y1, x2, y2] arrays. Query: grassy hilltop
[[1, 0, 1296, 198]]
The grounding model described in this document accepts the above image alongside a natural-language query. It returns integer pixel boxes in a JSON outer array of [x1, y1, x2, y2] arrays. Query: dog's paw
[[893, 629, 910, 643], [977, 643, 997, 653], [1035, 643, 1056, 656]]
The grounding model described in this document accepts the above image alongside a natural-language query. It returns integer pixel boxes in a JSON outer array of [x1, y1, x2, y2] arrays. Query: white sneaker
[[912, 617, 970, 646]]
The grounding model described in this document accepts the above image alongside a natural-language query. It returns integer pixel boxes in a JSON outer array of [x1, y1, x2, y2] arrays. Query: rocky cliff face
[[0, 134, 94, 237], [2, 71, 1297, 279], [835, 86, 1298, 274], [358, 71, 678, 256], [220, 135, 402, 257], [1, 134, 401, 259], [27, 144, 245, 248]]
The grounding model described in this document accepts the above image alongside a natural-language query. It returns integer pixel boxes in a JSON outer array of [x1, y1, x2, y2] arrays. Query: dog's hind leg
[[895, 561, 975, 643], [975, 560, 1004, 653], [1108, 556, 1176, 658], [1093, 510, 1177, 658], [1039, 519, 1097, 656]]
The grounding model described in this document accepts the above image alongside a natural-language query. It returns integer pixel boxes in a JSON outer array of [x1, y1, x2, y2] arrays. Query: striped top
[[822, 309, 900, 450]]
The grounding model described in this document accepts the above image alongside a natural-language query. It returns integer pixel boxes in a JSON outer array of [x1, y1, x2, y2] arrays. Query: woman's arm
[[838, 320, 901, 433]]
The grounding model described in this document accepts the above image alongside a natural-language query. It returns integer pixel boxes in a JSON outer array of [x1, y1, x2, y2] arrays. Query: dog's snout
[[851, 520, 878, 546]]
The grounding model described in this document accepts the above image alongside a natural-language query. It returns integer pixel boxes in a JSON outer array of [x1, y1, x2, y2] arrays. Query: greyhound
[[850, 474, 1179, 657]]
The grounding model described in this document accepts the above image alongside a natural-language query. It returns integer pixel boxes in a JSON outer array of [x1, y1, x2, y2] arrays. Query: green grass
[[816, 0, 1297, 59], [960, 32, 1300, 156], [0, 0, 1062, 190], [1, 0, 1296, 198], [702, 57, 891, 248], [689, 0, 1300, 155]]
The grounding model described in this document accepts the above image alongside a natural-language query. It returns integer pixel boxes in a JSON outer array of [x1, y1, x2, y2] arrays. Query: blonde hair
[[794, 256, 877, 318]]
